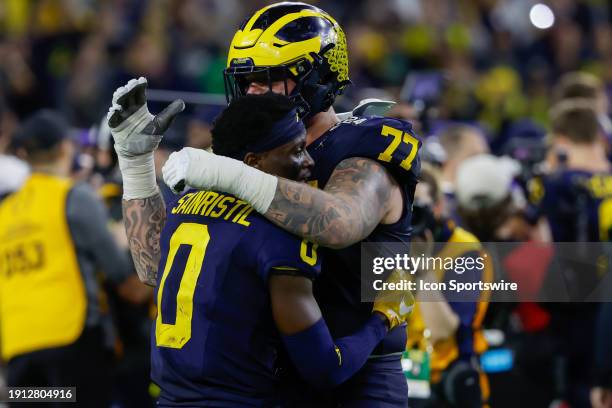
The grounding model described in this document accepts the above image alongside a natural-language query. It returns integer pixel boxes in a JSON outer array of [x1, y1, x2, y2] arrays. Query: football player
[[530, 99, 609, 407], [161, 3, 421, 407], [108, 82, 408, 406], [536, 99, 612, 241]]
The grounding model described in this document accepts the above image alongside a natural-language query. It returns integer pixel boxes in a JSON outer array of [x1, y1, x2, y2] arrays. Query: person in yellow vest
[[0, 110, 136, 407], [406, 166, 492, 408]]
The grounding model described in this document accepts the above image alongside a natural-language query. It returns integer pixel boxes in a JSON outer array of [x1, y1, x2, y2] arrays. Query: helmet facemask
[[224, 64, 291, 103], [224, 47, 350, 120]]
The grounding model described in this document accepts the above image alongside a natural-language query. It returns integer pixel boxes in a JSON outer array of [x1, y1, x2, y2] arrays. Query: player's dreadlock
[[212, 93, 296, 158]]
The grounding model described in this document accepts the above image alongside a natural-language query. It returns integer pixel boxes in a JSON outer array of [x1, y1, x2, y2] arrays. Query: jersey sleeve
[[348, 117, 422, 185], [254, 225, 321, 283]]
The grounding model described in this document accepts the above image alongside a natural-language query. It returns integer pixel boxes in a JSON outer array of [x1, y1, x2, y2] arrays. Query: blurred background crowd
[[0, 0, 612, 407]]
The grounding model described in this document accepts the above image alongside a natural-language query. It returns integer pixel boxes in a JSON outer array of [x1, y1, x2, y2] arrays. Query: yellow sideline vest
[[429, 227, 491, 372], [407, 227, 492, 376], [0, 173, 86, 361]]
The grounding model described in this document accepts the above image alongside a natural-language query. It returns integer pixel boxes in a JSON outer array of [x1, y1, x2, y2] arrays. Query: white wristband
[[117, 151, 158, 200]]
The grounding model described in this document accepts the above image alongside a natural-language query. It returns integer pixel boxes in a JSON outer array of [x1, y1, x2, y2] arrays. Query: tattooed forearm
[[122, 193, 166, 286], [266, 158, 394, 249]]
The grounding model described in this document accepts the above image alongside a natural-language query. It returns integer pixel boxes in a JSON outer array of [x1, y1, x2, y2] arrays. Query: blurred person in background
[[554, 72, 609, 122], [185, 105, 222, 150], [406, 166, 491, 408], [455, 154, 527, 243], [437, 125, 489, 221], [87, 117, 121, 192], [0, 149, 28, 201], [455, 154, 558, 408], [0, 110, 144, 407], [537, 99, 610, 242], [0, 38, 41, 118], [530, 99, 610, 407], [553, 71, 612, 144], [0, 99, 28, 200], [66, 34, 115, 127]]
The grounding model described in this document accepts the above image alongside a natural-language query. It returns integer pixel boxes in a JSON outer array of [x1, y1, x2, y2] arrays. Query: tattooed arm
[[107, 77, 182, 286], [266, 157, 403, 249], [122, 193, 166, 286]]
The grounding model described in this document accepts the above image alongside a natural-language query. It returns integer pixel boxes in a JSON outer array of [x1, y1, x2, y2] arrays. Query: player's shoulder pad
[[331, 116, 422, 184], [254, 222, 321, 283]]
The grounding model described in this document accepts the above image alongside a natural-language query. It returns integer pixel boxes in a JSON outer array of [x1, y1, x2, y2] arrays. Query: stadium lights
[[529, 3, 555, 30]]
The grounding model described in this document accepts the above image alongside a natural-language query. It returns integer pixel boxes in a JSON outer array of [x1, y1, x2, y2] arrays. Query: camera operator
[[454, 153, 559, 406], [455, 154, 535, 242], [407, 166, 492, 408]]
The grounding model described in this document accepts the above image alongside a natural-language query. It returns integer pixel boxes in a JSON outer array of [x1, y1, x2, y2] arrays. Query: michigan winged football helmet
[[224, 2, 351, 119]]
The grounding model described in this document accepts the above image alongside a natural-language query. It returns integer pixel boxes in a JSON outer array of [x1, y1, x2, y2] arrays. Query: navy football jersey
[[531, 170, 606, 406], [306, 115, 421, 355], [534, 169, 612, 242], [151, 189, 320, 407]]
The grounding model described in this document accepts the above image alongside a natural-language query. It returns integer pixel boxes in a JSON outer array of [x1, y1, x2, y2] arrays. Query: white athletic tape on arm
[[164, 148, 278, 213], [117, 151, 158, 200]]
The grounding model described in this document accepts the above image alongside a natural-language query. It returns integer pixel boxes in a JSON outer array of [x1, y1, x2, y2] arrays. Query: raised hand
[[107, 77, 185, 157], [107, 77, 184, 200]]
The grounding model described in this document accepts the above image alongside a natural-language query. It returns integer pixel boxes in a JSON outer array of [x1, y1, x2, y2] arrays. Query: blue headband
[[232, 108, 306, 159]]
